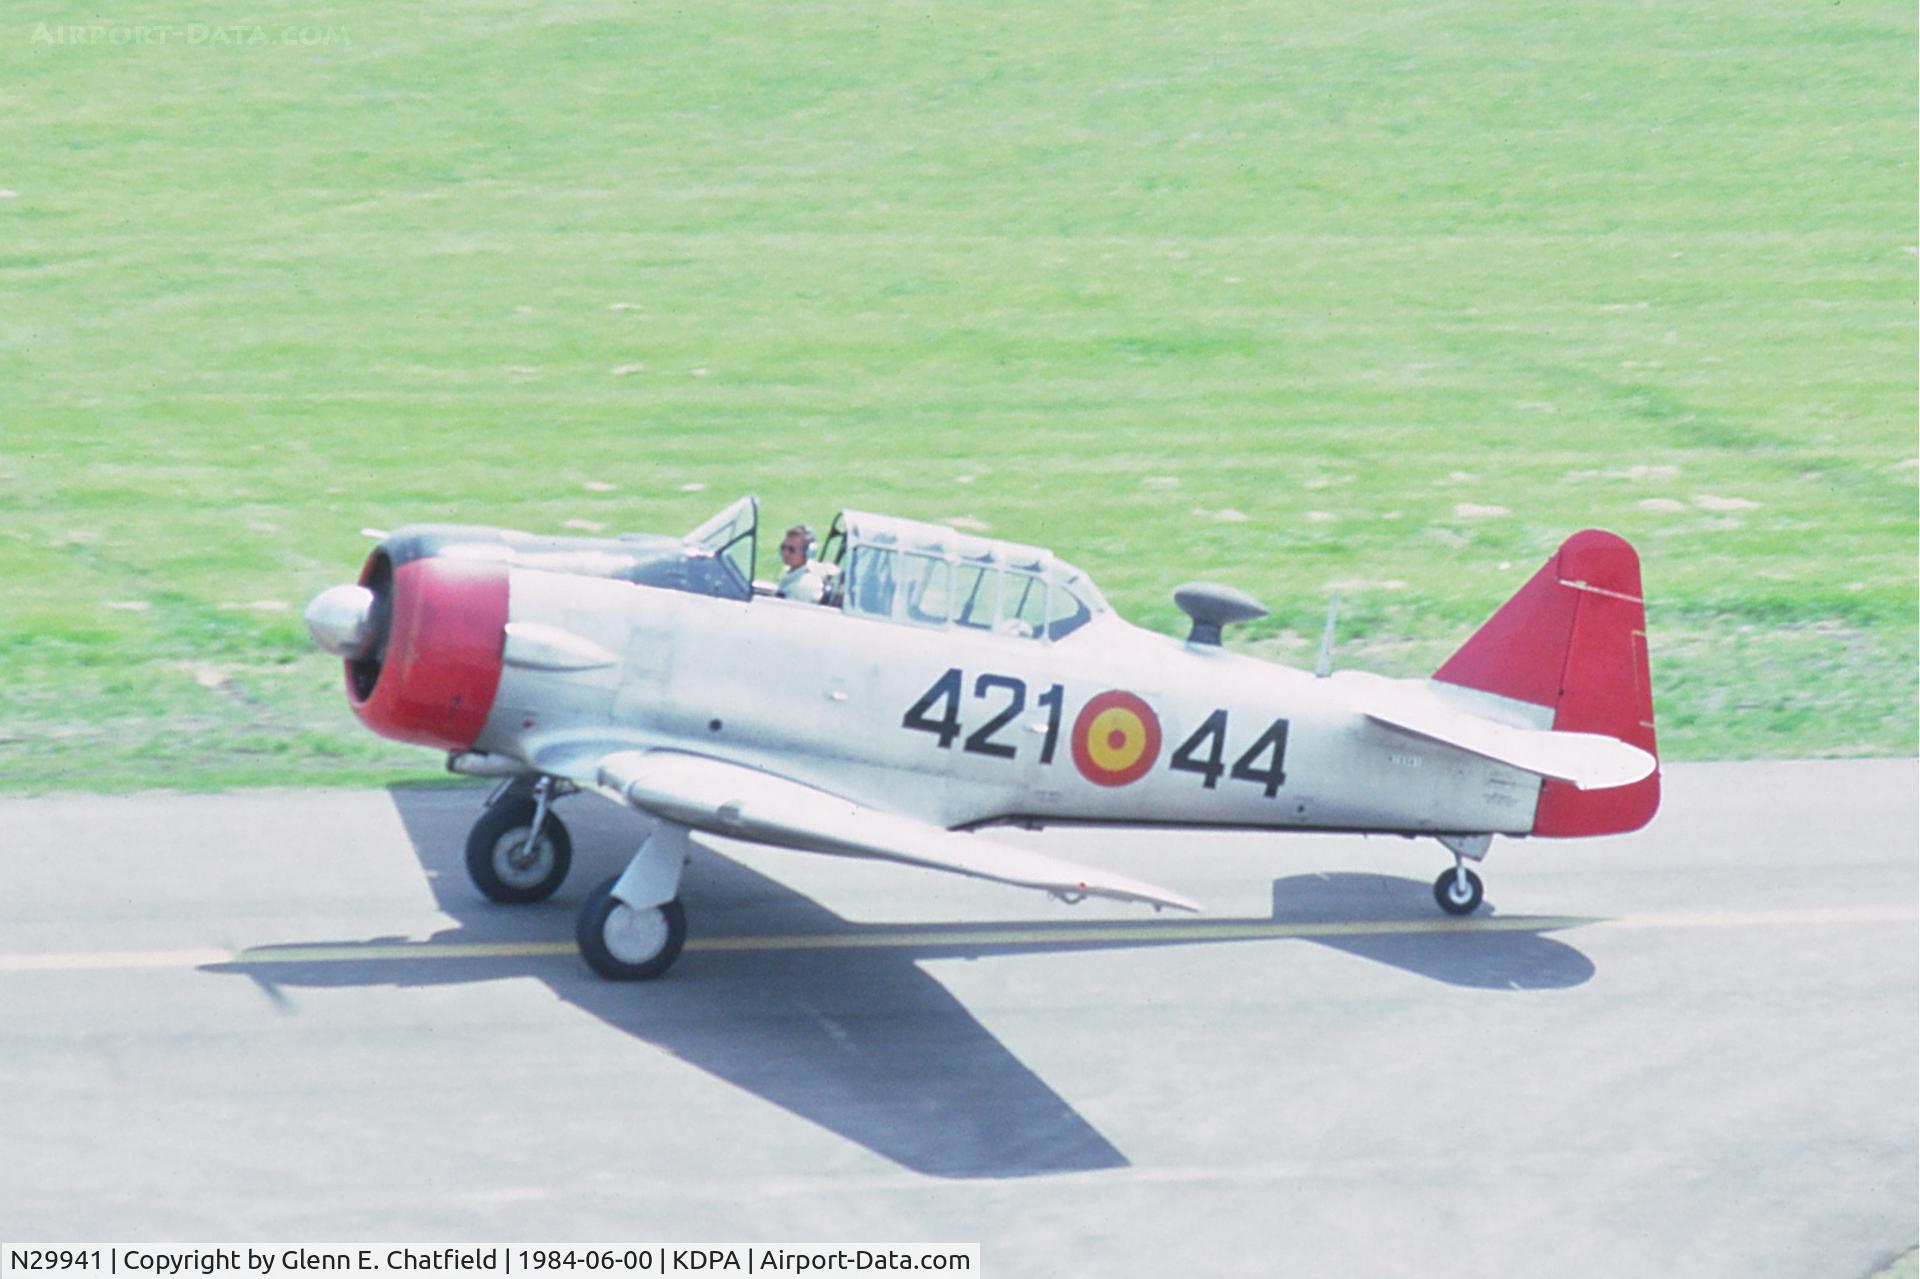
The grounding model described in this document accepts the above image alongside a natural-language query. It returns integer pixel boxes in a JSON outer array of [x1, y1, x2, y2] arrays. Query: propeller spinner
[[304, 584, 378, 659]]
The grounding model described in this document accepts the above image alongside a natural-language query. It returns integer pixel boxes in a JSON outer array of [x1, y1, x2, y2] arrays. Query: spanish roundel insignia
[[1070, 690, 1162, 787]]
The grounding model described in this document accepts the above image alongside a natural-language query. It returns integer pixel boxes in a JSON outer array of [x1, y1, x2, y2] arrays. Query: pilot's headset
[[787, 525, 815, 560]]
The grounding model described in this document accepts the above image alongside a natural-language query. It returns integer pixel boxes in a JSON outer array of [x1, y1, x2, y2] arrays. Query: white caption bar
[[1, 1247, 980, 1279]]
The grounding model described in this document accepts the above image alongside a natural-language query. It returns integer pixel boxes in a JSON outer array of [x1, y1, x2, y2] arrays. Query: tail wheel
[[466, 796, 572, 903], [577, 875, 687, 981], [1434, 866, 1485, 916]]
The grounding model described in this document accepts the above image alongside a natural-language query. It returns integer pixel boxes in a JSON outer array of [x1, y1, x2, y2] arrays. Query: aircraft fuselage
[[475, 564, 1546, 839]]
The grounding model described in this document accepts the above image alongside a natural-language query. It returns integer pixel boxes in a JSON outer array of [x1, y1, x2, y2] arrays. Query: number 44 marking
[[1169, 709, 1290, 797]]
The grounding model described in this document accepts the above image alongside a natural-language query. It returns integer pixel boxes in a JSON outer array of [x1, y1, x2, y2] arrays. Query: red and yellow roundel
[[1071, 690, 1162, 787]]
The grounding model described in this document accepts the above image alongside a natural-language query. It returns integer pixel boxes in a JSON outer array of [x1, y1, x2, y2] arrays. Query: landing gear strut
[[1432, 832, 1490, 916], [577, 880, 687, 981], [1433, 864, 1485, 915], [576, 819, 693, 981], [465, 776, 574, 903]]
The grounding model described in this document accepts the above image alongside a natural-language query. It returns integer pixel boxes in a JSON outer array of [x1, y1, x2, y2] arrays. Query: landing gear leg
[[1432, 833, 1490, 916], [577, 820, 692, 981], [466, 775, 574, 903]]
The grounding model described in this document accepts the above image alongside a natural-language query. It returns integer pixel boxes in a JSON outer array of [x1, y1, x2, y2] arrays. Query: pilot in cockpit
[[775, 524, 838, 604]]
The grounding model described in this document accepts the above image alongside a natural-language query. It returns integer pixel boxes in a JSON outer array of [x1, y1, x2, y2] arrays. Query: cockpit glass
[[683, 495, 758, 601], [1002, 571, 1047, 639], [828, 510, 1107, 641], [901, 553, 951, 626], [1047, 577, 1096, 640], [844, 545, 897, 620], [951, 563, 997, 629], [684, 495, 757, 552]]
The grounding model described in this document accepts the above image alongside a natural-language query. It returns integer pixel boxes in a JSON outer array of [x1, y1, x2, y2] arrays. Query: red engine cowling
[[345, 549, 509, 751]]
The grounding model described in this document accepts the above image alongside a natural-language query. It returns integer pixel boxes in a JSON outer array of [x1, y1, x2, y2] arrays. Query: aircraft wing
[[1333, 671, 1656, 791], [547, 746, 1201, 913]]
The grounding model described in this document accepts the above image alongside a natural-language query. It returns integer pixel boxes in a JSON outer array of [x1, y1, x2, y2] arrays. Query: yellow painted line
[[0, 905, 1910, 974], [671, 906, 1916, 951], [1599, 906, 1918, 931], [237, 941, 575, 965], [0, 947, 235, 972], [681, 914, 1603, 952]]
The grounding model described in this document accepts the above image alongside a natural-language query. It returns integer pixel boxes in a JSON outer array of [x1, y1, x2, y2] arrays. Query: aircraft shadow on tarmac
[[204, 787, 1596, 1181]]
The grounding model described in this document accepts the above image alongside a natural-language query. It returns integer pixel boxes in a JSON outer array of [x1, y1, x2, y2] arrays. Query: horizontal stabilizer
[[1333, 670, 1656, 791], [580, 749, 1200, 913]]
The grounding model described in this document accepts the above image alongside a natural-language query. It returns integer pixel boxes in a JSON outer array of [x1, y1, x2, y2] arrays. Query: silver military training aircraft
[[304, 496, 1659, 981]]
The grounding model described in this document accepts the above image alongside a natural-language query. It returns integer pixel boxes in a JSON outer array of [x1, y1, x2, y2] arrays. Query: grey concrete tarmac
[[1, 759, 1914, 1278]]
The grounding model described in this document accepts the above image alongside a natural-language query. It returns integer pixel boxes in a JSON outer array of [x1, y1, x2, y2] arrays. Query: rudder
[[1432, 530, 1659, 836]]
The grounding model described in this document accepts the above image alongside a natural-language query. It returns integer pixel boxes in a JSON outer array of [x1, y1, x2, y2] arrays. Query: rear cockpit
[[813, 509, 1109, 641]]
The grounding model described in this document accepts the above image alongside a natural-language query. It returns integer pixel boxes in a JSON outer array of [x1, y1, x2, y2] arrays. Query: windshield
[[682, 494, 757, 599]]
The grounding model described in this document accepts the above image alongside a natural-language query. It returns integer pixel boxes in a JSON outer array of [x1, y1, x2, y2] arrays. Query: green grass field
[[2, 0, 1914, 790]]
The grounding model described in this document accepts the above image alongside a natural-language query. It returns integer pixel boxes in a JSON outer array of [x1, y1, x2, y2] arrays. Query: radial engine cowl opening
[[315, 545, 508, 752]]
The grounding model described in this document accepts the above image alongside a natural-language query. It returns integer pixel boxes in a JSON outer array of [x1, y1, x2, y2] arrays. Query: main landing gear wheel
[[466, 795, 573, 904], [1434, 866, 1485, 916], [577, 875, 687, 981]]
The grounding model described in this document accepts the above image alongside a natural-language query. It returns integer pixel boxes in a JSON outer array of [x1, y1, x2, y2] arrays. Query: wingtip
[[1126, 885, 1203, 914]]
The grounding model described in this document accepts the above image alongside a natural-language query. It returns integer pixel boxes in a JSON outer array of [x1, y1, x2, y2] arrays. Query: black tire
[[1434, 866, 1485, 916], [465, 796, 572, 904], [576, 875, 687, 981]]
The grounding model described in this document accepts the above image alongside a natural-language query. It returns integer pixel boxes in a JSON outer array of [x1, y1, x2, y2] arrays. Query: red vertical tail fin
[[1433, 530, 1659, 836]]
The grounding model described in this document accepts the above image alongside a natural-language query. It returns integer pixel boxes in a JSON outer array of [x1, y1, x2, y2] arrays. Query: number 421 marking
[[902, 668, 1064, 763]]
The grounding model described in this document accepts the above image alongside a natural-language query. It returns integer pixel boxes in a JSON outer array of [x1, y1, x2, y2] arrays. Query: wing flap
[[585, 749, 1199, 912], [1334, 671, 1656, 791]]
